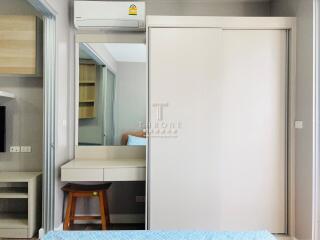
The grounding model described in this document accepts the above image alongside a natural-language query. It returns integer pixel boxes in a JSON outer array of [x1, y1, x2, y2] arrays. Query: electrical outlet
[[10, 146, 20, 153], [136, 196, 145, 203], [21, 146, 32, 153]]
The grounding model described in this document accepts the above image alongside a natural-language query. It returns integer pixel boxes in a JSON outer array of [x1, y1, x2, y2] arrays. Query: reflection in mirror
[[78, 43, 146, 146]]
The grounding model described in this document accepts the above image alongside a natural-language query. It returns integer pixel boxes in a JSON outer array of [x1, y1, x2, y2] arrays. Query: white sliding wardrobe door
[[149, 28, 223, 230], [218, 30, 287, 233], [148, 28, 287, 233]]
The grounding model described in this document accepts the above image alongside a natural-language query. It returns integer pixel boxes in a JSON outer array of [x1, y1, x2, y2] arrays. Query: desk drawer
[[103, 167, 145, 181], [61, 169, 103, 181]]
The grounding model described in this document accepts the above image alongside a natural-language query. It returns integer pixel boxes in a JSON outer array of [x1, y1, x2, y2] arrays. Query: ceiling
[[104, 43, 146, 63], [79, 48, 92, 60]]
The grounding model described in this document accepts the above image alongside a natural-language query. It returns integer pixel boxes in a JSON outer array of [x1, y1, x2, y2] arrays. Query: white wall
[[145, 0, 270, 16], [114, 62, 146, 145], [81, 0, 271, 16], [271, 1, 314, 239], [0, 78, 43, 171]]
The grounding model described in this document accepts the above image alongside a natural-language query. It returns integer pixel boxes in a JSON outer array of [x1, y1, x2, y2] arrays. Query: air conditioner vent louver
[[74, 1, 145, 31]]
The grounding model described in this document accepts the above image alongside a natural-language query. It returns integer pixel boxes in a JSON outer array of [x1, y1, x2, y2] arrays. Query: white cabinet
[[0, 172, 41, 238], [148, 17, 292, 233]]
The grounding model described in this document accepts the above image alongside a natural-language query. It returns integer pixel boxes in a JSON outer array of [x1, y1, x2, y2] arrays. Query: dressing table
[[61, 146, 146, 182], [60, 39, 147, 229]]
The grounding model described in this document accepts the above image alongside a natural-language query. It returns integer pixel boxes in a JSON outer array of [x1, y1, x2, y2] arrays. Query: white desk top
[[61, 159, 146, 182], [61, 158, 146, 169]]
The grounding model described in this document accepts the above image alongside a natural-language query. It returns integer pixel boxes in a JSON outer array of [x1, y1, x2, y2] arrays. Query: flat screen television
[[0, 106, 5, 152]]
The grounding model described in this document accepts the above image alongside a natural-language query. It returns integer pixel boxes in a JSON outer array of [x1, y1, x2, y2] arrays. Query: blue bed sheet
[[43, 230, 276, 240]]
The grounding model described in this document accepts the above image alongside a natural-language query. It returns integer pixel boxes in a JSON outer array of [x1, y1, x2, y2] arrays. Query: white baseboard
[[54, 223, 64, 231], [38, 228, 45, 239]]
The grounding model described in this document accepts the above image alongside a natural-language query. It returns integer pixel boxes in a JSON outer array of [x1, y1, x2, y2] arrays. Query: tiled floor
[[3, 227, 291, 240], [1, 224, 145, 240]]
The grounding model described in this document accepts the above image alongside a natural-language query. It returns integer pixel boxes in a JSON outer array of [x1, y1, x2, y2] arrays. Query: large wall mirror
[[77, 41, 146, 146]]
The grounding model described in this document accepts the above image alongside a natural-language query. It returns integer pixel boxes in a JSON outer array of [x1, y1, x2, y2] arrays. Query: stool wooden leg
[[98, 191, 107, 230], [70, 196, 77, 227], [64, 192, 73, 230], [103, 191, 110, 229]]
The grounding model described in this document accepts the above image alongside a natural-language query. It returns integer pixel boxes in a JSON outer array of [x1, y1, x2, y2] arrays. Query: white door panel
[[218, 30, 286, 233], [148, 28, 286, 233], [149, 28, 224, 230]]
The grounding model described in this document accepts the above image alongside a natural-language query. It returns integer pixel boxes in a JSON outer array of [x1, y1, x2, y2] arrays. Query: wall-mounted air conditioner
[[74, 1, 145, 31]]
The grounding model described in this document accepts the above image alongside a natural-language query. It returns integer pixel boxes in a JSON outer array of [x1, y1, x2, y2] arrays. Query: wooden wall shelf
[[0, 16, 38, 75]]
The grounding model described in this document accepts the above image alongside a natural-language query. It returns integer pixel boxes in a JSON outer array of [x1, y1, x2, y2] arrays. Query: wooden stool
[[62, 183, 111, 230]]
